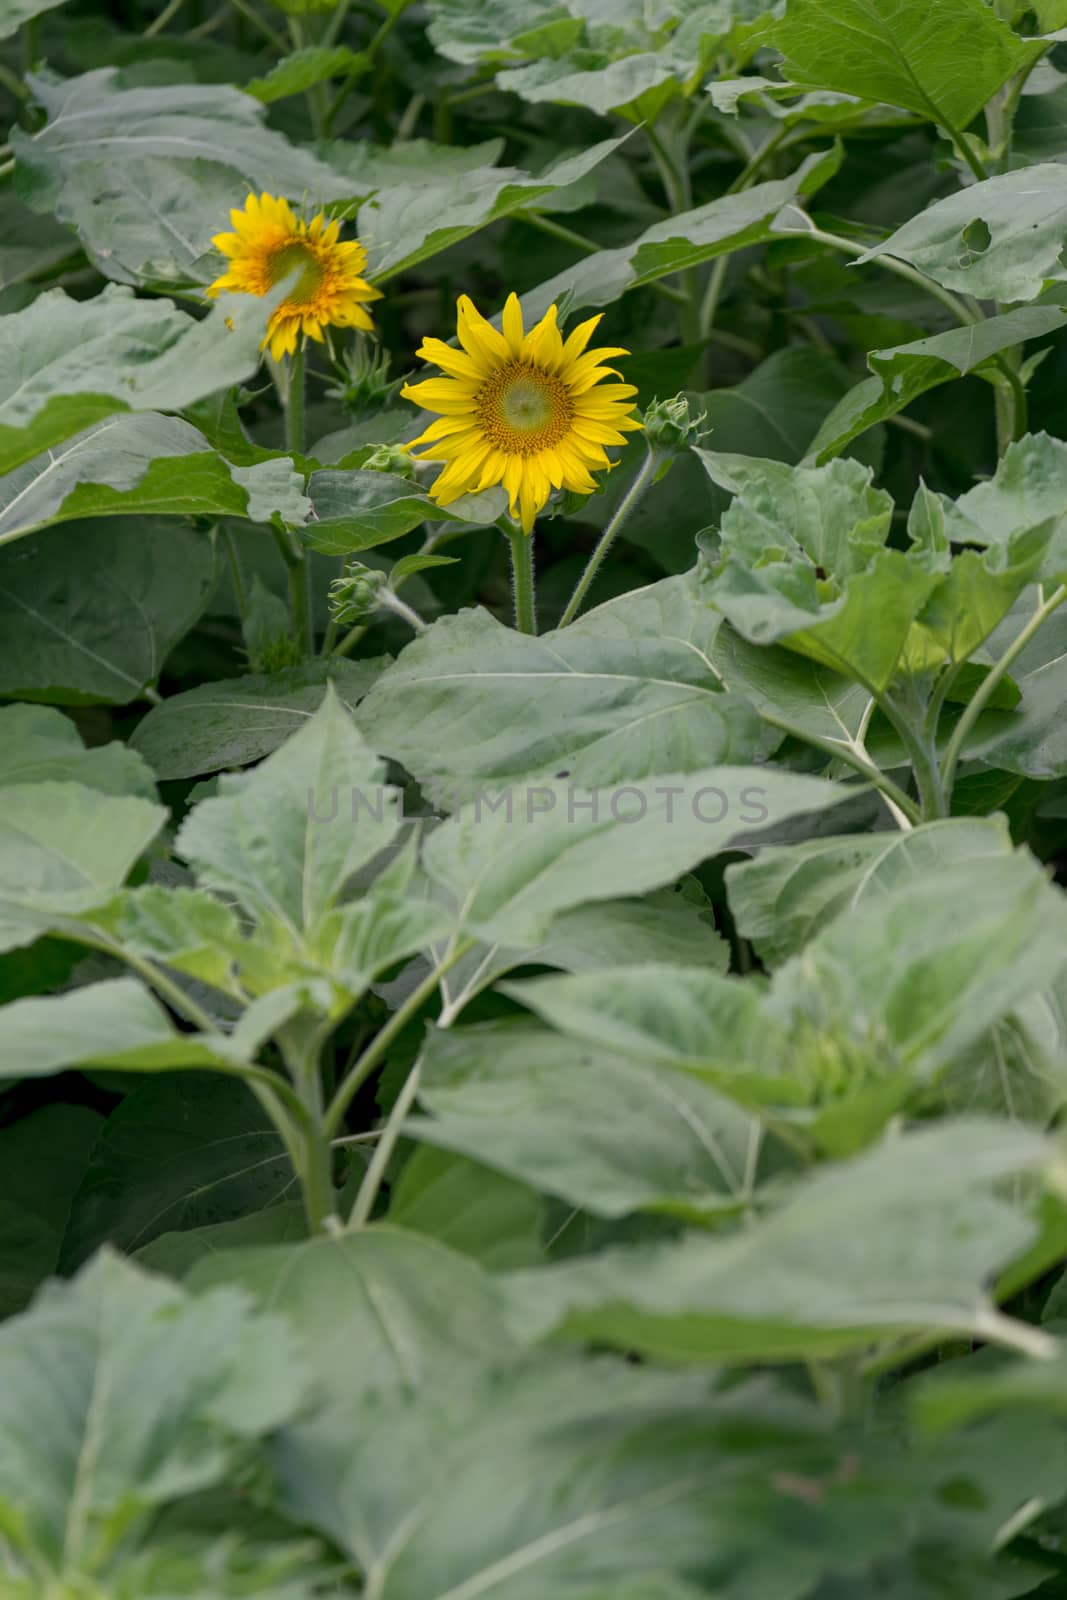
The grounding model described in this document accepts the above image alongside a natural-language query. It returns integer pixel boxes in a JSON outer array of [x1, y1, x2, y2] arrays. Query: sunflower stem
[[559, 441, 658, 627], [506, 523, 537, 635], [333, 622, 367, 657], [284, 344, 313, 657]]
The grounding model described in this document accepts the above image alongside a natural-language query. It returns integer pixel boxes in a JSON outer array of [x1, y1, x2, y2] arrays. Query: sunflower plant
[[9, 1, 1067, 1597]]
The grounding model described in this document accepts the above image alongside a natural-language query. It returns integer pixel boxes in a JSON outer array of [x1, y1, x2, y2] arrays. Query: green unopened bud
[[643, 393, 707, 454], [329, 562, 389, 625], [363, 442, 416, 479], [326, 339, 401, 417]]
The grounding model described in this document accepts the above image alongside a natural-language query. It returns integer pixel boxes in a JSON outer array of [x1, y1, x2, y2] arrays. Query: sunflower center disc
[[499, 375, 555, 433], [479, 362, 573, 454], [267, 241, 323, 302]]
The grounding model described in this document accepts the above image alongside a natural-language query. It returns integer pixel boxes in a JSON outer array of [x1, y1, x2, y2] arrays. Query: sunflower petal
[[502, 292, 525, 357], [456, 294, 511, 365], [415, 338, 486, 382]]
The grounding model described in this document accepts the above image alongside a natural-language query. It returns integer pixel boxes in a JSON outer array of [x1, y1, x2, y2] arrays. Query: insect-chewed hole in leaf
[[956, 217, 992, 269], [962, 219, 991, 252]]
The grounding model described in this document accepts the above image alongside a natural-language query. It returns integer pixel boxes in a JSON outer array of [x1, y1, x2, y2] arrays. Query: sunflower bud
[[326, 341, 400, 416], [363, 443, 416, 479], [329, 563, 389, 626], [643, 393, 707, 454]]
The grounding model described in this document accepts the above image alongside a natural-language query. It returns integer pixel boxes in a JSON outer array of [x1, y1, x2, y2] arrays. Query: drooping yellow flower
[[401, 293, 642, 533], [207, 192, 381, 362]]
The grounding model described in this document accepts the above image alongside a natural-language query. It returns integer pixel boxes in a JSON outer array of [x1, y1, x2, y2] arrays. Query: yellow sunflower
[[401, 292, 642, 532], [207, 192, 381, 362]]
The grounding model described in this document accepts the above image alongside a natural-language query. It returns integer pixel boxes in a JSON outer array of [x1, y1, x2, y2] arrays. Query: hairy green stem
[[757, 709, 920, 826], [941, 582, 1067, 800], [227, 0, 288, 53], [698, 256, 730, 340], [381, 590, 427, 633], [221, 526, 249, 626], [323, 941, 473, 1138], [936, 109, 990, 183], [323, 0, 409, 135], [105, 944, 221, 1034], [0, 61, 29, 101], [875, 691, 947, 820], [346, 1057, 423, 1229], [993, 354, 1028, 451], [299, 1118, 336, 1232], [144, 0, 185, 33], [799, 220, 980, 327], [725, 122, 791, 195], [332, 621, 367, 657], [507, 524, 537, 635], [559, 443, 659, 627], [283, 344, 313, 655]]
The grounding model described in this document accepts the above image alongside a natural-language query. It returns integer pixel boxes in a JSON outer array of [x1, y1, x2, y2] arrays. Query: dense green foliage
[[7, 0, 1067, 1594]]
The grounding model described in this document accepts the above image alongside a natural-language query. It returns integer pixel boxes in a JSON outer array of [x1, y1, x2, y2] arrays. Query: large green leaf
[[766, 0, 1040, 128], [134, 1205, 308, 1278], [60, 1075, 294, 1269], [709, 623, 873, 752], [0, 703, 156, 797], [130, 657, 389, 780], [0, 783, 166, 953], [503, 1121, 1056, 1361], [422, 766, 852, 947], [700, 454, 940, 690], [937, 431, 1067, 581], [429, 884, 728, 1027], [287, 1364, 848, 1598], [357, 574, 761, 789], [273, 1338, 1063, 1600], [299, 469, 500, 557], [360, 135, 631, 281], [516, 849, 1067, 1106], [0, 978, 270, 1078], [0, 0, 68, 39], [697, 348, 860, 466], [518, 149, 839, 321], [0, 283, 295, 478], [938, 1000, 1067, 1125], [0, 1105, 104, 1319], [0, 1250, 307, 1579], [506, 962, 794, 1106], [408, 1018, 765, 1218], [387, 1147, 545, 1270], [427, 0, 582, 65], [245, 44, 370, 103], [3, 1538, 332, 1600], [187, 1228, 518, 1395], [726, 816, 1012, 967], [0, 413, 308, 545], [0, 519, 216, 704], [858, 165, 1067, 302], [89, 884, 248, 993], [13, 69, 354, 287], [806, 308, 1067, 464], [967, 646, 1067, 778], [176, 686, 400, 936], [496, 51, 680, 119]]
